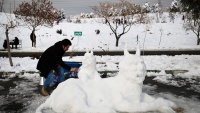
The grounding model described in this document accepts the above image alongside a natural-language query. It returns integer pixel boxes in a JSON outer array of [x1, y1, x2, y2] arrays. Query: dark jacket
[[30, 32, 36, 41], [36, 41, 71, 78], [3, 40, 7, 49], [14, 38, 19, 45]]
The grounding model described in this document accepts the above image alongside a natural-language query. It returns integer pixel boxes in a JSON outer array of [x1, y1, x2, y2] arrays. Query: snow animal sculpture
[[78, 50, 101, 81], [36, 46, 177, 113]]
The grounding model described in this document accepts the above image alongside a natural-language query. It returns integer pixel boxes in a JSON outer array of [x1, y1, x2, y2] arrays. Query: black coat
[[14, 38, 19, 45], [36, 41, 71, 78], [3, 40, 7, 49], [30, 32, 36, 41]]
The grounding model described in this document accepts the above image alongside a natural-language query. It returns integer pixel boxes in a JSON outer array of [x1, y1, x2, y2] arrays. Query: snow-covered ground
[[0, 12, 200, 113], [0, 12, 200, 51], [1, 54, 200, 113]]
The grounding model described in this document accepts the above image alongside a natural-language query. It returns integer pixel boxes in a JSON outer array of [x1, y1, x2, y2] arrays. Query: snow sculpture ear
[[91, 50, 93, 55], [124, 44, 129, 55], [136, 43, 140, 56]]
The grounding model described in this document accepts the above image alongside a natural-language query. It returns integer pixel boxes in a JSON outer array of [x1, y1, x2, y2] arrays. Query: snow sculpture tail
[[124, 44, 129, 55], [136, 43, 140, 56]]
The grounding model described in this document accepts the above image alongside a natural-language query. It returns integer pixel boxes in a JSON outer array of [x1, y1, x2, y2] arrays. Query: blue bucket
[[63, 62, 82, 78]]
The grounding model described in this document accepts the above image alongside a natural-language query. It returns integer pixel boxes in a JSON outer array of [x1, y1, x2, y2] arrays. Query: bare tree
[[169, 0, 181, 13], [169, 12, 175, 23], [159, 27, 163, 46], [5, 25, 14, 66], [0, 0, 5, 12], [183, 17, 200, 45], [0, 13, 17, 66], [136, 12, 147, 24], [13, 0, 60, 47], [180, 0, 200, 45], [91, 0, 142, 47]]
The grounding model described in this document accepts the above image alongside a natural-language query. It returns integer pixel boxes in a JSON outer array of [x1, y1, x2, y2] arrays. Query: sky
[[0, 11, 200, 113], [3, 0, 173, 16]]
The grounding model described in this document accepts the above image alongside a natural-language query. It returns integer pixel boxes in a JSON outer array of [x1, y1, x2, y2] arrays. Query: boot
[[41, 87, 49, 96]]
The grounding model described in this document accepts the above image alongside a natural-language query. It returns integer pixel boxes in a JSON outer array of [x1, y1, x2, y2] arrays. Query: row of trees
[[0, 0, 199, 66], [0, 0, 5, 12], [1, 0, 200, 49], [91, 0, 200, 46]]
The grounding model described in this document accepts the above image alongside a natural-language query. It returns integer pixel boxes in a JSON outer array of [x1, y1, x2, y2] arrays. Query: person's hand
[[71, 68, 79, 72]]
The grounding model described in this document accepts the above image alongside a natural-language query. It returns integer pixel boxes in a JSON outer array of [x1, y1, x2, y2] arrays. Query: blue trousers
[[43, 66, 65, 89]]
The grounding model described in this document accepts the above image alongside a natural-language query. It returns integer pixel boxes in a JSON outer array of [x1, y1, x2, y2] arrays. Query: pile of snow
[[36, 46, 176, 113]]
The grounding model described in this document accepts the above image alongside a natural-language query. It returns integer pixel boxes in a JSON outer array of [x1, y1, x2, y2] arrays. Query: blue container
[[64, 62, 82, 72], [63, 62, 82, 78]]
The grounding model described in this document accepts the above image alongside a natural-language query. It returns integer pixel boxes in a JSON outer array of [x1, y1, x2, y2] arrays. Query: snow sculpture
[[36, 45, 177, 113], [78, 50, 101, 81]]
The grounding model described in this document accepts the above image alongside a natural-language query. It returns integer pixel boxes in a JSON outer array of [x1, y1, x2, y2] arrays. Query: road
[[0, 73, 200, 113], [0, 50, 200, 57]]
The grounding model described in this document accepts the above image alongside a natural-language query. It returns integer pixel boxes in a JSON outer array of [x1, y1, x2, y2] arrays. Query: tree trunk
[[197, 32, 200, 45], [5, 26, 13, 66], [115, 37, 120, 47]]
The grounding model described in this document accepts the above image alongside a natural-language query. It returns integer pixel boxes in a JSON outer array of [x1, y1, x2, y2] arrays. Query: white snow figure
[[36, 45, 177, 113], [78, 50, 101, 81]]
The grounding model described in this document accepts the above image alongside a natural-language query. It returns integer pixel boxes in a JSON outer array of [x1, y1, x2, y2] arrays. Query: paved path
[[0, 73, 200, 113]]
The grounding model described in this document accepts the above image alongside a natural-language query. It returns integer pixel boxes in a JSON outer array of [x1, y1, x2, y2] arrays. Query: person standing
[[36, 39, 78, 96], [3, 40, 7, 49], [30, 31, 36, 47]]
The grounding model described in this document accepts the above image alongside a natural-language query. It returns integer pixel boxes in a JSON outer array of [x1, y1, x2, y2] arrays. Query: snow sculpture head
[[78, 50, 101, 81], [82, 50, 96, 68], [118, 45, 146, 84]]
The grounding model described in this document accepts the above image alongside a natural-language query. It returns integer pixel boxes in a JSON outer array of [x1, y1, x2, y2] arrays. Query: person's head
[[61, 39, 72, 51]]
